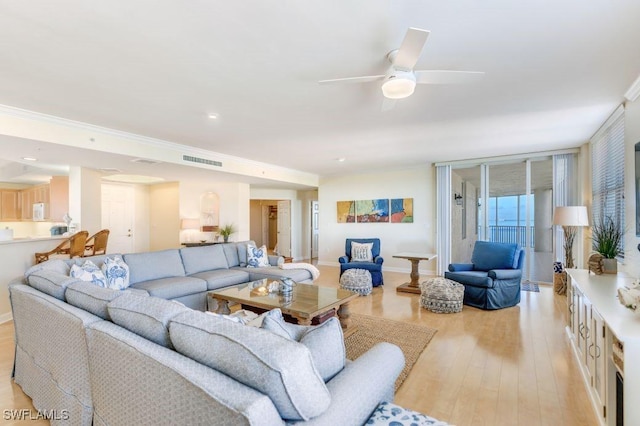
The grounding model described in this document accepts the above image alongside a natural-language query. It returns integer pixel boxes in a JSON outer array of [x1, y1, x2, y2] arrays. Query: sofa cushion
[[471, 241, 519, 271], [237, 240, 255, 267], [169, 310, 331, 421], [180, 245, 229, 275], [262, 309, 345, 382], [222, 243, 240, 267], [124, 249, 186, 285], [101, 256, 130, 290], [130, 276, 207, 300], [65, 281, 131, 320], [70, 260, 108, 287], [189, 269, 250, 290], [27, 270, 80, 300], [108, 293, 189, 348], [24, 259, 70, 277], [66, 254, 119, 269]]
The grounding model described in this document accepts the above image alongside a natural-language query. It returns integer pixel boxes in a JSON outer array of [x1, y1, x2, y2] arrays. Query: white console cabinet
[[567, 269, 640, 426]]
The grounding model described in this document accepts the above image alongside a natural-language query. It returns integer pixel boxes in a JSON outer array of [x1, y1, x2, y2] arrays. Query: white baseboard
[[0, 312, 13, 324]]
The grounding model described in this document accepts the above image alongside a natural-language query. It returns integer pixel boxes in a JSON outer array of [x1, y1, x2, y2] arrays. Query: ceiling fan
[[319, 27, 484, 110]]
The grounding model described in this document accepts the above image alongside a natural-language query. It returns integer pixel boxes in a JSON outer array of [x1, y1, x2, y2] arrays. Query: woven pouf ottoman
[[419, 277, 464, 313], [339, 268, 373, 296]]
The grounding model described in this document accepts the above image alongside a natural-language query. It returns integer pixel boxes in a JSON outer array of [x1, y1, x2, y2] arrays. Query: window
[[591, 106, 625, 257]]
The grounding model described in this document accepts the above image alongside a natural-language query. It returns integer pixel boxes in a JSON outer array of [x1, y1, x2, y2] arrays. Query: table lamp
[[180, 218, 200, 243], [553, 206, 589, 269]]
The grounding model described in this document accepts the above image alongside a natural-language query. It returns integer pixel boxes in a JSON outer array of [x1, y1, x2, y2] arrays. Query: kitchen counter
[[0, 236, 67, 245]]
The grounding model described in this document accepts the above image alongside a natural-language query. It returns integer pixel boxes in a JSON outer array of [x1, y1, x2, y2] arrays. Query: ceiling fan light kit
[[381, 72, 416, 99], [319, 27, 484, 109]]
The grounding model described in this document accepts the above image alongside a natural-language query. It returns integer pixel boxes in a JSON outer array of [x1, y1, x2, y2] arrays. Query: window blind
[[591, 106, 625, 257]]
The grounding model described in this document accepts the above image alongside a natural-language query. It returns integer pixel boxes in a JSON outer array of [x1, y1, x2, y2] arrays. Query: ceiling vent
[[131, 158, 162, 165], [182, 155, 222, 167], [98, 167, 122, 173]]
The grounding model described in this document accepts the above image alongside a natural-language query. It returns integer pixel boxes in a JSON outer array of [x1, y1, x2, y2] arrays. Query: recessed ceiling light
[[208, 113, 219, 119], [22, 157, 37, 161], [337, 157, 346, 162]]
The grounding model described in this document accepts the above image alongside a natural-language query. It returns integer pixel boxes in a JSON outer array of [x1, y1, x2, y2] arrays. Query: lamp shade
[[180, 218, 200, 230], [553, 206, 589, 227]]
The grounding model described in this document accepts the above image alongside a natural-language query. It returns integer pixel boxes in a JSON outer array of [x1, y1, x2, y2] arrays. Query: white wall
[[318, 166, 436, 274], [180, 181, 251, 243], [149, 182, 180, 250]]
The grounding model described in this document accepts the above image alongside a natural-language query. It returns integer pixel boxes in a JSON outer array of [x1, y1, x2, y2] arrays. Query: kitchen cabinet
[[0, 190, 21, 220], [17, 176, 69, 221]]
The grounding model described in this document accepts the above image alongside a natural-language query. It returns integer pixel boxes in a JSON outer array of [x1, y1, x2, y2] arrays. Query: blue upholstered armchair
[[339, 238, 384, 286], [444, 241, 524, 310]]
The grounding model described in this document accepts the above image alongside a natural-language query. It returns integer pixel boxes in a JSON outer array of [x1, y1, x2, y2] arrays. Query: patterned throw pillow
[[366, 401, 450, 425], [101, 256, 130, 290], [247, 243, 270, 268], [351, 242, 373, 262], [70, 260, 107, 287]]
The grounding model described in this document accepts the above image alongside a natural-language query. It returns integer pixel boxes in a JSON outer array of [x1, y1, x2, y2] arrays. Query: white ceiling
[[0, 1, 639, 182]]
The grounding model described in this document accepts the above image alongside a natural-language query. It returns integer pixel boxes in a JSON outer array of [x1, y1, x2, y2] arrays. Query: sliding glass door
[[449, 157, 554, 283]]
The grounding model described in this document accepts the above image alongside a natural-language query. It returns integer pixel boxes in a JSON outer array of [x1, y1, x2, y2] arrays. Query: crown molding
[[624, 74, 640, 102], [0, 104, 319, 186]]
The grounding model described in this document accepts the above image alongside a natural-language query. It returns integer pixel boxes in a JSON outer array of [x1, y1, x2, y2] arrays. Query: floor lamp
[[553, 206, 589, 269]]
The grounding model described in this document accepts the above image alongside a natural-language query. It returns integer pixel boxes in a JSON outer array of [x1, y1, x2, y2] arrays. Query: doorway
[[249, 199, 291, 257], [311, 200, 319, 261]]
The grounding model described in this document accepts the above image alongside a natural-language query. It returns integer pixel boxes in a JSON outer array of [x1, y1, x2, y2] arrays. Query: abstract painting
[[356, 199, 389, 223], [337, 201, 356, 223], [391, 198, 414, 223]]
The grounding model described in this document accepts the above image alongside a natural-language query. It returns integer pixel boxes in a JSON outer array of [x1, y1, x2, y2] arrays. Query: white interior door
[[102, 184, 134, 254], [277, 200, 291, 257]]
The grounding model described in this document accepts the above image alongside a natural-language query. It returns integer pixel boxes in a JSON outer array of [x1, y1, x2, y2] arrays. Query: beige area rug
[[344, 314, 437, 391]]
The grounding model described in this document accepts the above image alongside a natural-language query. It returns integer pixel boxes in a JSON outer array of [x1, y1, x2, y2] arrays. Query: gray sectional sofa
[[26, 241, 314, 312], [9, 242, 405, 425]]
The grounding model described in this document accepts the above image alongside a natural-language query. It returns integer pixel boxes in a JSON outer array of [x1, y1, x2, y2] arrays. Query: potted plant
[[219, 224, 235, 243], [591, 215, 623, 274]]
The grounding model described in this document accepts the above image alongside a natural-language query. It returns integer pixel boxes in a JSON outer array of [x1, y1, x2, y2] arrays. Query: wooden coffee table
[[208, 279, 360, 337]]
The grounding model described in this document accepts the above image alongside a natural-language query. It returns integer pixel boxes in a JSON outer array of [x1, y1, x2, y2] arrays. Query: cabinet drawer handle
[[578, 323, 584, 338], [588, 343, 595, 359], [595, 344, 601, 359]]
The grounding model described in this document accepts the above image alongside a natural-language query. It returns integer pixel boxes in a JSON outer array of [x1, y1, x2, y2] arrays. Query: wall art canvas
[[391, 198, 414, 223], [356, 199, 389, 223], [337, 201, 356, 223]]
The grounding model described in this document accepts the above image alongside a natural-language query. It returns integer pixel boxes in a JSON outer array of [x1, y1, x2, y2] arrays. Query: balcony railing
[[487, 225, 535, 247]]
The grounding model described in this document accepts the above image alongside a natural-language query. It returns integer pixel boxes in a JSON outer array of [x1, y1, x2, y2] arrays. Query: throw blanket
[[279, 262, 320, 281]]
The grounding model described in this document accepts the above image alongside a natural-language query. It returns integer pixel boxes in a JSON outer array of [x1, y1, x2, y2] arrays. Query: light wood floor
[[0, 265, 598, 426]]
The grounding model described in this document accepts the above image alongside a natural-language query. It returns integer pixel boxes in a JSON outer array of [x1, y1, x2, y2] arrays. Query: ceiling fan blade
[[415, 70, 485, 84], [394, 28, 430, 70], [318, 75, 384, 85], [381, 97, 397, 111]]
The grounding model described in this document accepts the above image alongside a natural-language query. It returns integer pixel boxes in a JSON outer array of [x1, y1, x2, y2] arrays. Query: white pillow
[[351, 242, 373, 262], [70, 260, 107, 287], [247, 243, 270, 268], [101, 256, 130, 290]]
